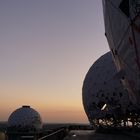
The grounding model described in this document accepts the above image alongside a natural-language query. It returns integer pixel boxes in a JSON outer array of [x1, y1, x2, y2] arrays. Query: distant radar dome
[[8, 106, 42, 131]]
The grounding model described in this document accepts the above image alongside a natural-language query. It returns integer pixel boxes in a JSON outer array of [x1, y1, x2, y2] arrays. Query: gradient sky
[[0, 0, 109, 123]]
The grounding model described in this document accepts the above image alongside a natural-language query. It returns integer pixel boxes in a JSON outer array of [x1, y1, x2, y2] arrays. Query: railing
[[38, 128, 67, 140]]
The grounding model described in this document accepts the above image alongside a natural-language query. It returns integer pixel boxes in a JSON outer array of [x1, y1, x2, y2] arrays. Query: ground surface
[[63, 130, 140, 140]]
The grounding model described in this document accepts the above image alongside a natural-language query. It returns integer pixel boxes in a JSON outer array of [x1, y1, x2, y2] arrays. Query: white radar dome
[[8, 106, 42, 131], [82, 52, 129, 124]]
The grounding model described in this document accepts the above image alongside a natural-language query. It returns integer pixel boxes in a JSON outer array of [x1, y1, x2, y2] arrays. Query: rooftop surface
[[63, 130, 140, 140]]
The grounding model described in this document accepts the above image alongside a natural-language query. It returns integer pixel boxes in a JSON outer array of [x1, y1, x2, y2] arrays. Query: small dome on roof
[[8, 105, 42, 131]]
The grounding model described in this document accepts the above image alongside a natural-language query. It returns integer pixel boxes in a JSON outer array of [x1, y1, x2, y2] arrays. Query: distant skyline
[[0, 0, 109, 123]]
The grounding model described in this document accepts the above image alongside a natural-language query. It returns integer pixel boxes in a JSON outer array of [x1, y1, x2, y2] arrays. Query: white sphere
[[8, 106, 42, 131], [82, 52, 129, 122]]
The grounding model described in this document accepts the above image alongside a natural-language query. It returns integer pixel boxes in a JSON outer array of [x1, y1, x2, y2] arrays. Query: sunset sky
[[0, 0, 109, 123]]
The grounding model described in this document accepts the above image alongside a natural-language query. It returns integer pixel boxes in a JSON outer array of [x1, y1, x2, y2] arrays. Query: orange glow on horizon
[[0, 105, 88, 123]]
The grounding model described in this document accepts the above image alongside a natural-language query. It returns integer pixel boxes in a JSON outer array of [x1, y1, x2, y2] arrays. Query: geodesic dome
[[103, 0, 140, 104], [82, 52, 129, 124], [8, 106, 42, 131]]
